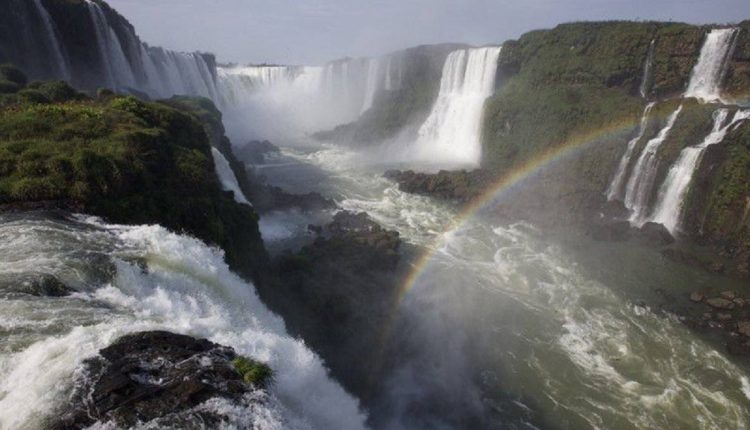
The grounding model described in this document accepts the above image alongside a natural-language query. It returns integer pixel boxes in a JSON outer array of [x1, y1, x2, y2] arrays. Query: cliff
[[0, 67, 268, 281]]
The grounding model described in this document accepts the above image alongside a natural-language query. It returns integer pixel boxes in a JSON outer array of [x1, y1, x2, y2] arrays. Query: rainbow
[[370, 110, 665, 371]]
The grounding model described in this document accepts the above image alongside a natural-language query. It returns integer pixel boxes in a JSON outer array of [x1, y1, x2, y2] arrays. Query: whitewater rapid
[[0, 213, 366, 430], [264, 143, 750, 429]]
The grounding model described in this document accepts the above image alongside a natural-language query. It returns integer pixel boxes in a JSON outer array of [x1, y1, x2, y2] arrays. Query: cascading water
[[217, 66, 299, 106], [360, 58, 381, 114], [606, 102, 655, 201], [30, 0, 70, 80], [684, 28, 739, 102], [410, 47, 502, 166], [0, 213, 367, 430], [639, 40, 655, 98], [211, 148, 252, 206], [623, 105, 683, 225], [649, 109, 750, 233], [86, 0, 136, 90]]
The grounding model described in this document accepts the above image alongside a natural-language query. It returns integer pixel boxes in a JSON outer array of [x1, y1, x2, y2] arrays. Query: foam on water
[[0, 215, 367, 430]]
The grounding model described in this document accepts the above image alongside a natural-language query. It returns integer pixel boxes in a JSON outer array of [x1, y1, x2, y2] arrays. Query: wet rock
[[384, 169, 489, 203], [706, 297, 735, 310], [737, 321, 750, 338], [734, 298, 746, 308], [51, 331, 269, 430], [637, 222, 675, 246], [11, 273, 75, 297], [235, 140, 280, 165], [588, 220, 631, 242], [720, 291, 736, 300], [690, 292, 705, 302], [717, 313, 733, 321]]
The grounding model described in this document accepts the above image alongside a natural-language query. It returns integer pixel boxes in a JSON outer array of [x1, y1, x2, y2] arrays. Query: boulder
[[706, 297, 735, 310], [51, 331, 270, 429], [689, 292, 705, 303], [738, 321, 750, 338], [719, 291, 736, 300], [637, 222, 675, 246]]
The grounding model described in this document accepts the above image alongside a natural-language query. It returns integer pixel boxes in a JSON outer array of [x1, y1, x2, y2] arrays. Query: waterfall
[[606, 102, 656, 201], [86, 0, 136, 90], [410, 46, 502, 166], [211, 148, 252, 206], [384, 57, 394, 91], [649, 109, 750, 233], [30, 0, 70, 80], [623, 105, 683, 225], [684, 28, 739, 102], [0, 215, 367, 429], [360, 58, 380, 113], [217, 66, 298, 106], [639, 40, 655, 98]]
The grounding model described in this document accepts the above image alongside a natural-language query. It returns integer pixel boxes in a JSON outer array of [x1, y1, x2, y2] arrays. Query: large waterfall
[[606, 103, 655, 201], [649, 109, 750, 233], [623, 106, 683, 224], [360, 58, 381, 114], [409, 47, 502, 166], [684, 28, 739, 102], [1, 0, 220, 100]]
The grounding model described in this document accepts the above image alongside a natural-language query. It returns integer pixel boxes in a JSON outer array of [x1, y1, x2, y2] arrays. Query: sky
[[108, 0, 750, 65]]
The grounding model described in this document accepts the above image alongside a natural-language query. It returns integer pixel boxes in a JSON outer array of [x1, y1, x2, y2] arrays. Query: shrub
[[17, 89, 50, 104], [0, 79, 20, 94], [0, 64, 27, 86], [232, 356, 273, 388]]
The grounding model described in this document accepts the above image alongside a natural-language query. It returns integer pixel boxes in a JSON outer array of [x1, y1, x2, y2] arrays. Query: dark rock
[[235, 140, 280, 165], [706, 297, 735, 310], [689, 292, 705, 303], [384, 169, 489, 203], [637, 222, 675, 246], [51, 331, 268, 430], [720, 291, 737, 300], [738, 321, 750, 338], [10, 273, 75, 297], [588, 220, 631, 242], [716, 313, 733, 321]]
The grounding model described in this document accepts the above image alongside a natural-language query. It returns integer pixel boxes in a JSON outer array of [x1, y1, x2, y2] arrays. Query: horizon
[[108, 0, 750, 65]]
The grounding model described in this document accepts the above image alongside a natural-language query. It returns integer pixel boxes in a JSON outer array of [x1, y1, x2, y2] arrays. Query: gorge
[[1, 1, 750, 429]]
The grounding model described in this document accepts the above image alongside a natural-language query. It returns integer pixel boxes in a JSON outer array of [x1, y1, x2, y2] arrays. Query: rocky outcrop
[[51, 331, 271, 429], [235, 140, 280, 165], [257, 211, 406, 398], [384, 169, 490, 203], [683, 291, 750, 357], [0, 73, 268, 282]]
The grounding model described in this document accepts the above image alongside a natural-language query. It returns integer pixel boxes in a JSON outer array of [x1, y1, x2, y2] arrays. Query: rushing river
[[1, 144, 750, 430], [257, 142, 750, 429]]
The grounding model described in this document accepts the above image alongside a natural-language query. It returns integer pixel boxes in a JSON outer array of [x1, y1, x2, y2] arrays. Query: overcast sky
[[108, 0, 750, 65]]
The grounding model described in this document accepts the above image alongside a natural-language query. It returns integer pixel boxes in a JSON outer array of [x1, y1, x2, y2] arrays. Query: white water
[[409, 47, 502, 166], [649, 109, 750, 233], [265, 143, 750, 429], [684, 28, 739, 102], [607, 103, 656, 201], [639, 40, 655, 98], [30, 0, 70, 80], [0, 215, 366, 430], [361, 58, 381, 114], [211, 147, 252, 206], [624, 106, 683, 225]]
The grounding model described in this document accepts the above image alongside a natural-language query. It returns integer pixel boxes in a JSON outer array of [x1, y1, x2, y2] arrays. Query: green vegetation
[[0, 67, 267, 280], [232, 356, 273, 388]]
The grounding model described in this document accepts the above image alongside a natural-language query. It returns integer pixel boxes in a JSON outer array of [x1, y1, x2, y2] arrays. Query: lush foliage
[[232, 356, 273, 388], [0, 74, 267, 279]]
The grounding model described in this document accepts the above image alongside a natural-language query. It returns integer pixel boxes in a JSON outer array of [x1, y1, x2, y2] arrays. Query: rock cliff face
[[478, 22, 750, 275]]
